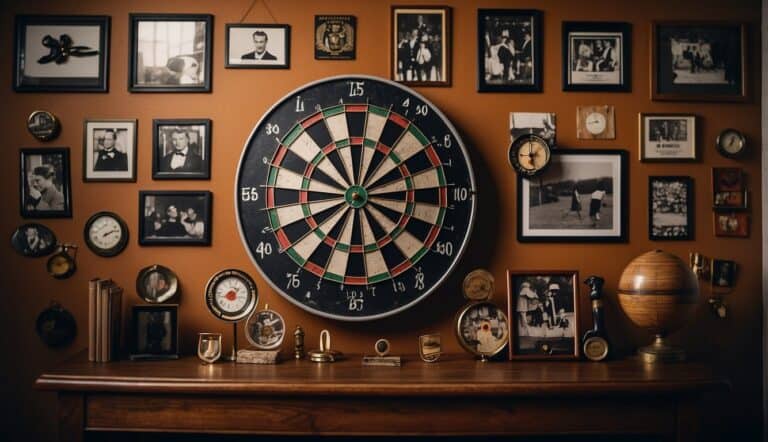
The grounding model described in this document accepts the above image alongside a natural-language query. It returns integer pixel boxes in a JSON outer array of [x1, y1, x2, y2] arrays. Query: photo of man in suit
[[94, 129, 128, 171], [160, 129, 203, 173], [241, 31, 277, 61]]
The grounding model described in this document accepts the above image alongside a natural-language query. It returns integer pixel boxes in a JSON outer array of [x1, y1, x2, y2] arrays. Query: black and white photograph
[[139, 191, 212, 245], [83, 119, 137, 182], [478, 9, 541, 92], [152, 119, 211, 179], [507, 271, 579, 359], [392, 6, 451, 86], [129, 14, 212, 92], [130, 305, 178, 360], [649, 176, 693, 241], [518, 150, 627, 242], [711, 259, 736, 288], [20, 148, 72, 218], [639, 114, 696, 161], [714, 212, 750, 238], [314, 16, 355, 60], [14, 15, 110, 92], [562, 22, 630, 91], [714, 191, 747, 210], [457, 302, 509, 357], [510, 112, 556, 146], [10, 223, 58, 258], [226, 24, 290, 68]]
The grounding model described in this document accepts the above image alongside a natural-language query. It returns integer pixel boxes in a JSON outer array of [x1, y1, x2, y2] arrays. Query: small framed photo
[[649, 176, 693, 241], [562, 21, 631, 91], [226, 24, 290, 68], [14, 15, 110, 92], [639, 114, 696, 161], [651, 22, 747, 101], [130, 304, 179, 360], [510, 112, 556, 146], [152, 119, 211, 179], [507, 270, 579, 359], [712, 167, 744, 192], [129, 14, 212, 92], [714, 191, 748, 210], [315, 16, 355, 60], [20, 148, 72, 218], [10, 223, 58, 258], [392, 6, 451, 87], [711, 259, 736, 288], [139, 191, 212, 245], [83, 119, 137, 182], [518, 149, 628, 242], [714, 212, 749, 237], [478, 9, 541, 92]]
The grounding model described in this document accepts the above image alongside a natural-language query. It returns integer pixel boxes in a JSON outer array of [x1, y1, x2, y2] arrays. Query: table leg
[[58, 393, 84, 442]]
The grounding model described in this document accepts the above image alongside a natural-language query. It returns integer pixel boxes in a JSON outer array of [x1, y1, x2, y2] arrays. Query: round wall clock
[[245, 307, 285, 350], [508, 134, 551, 177], [716, 128, 746, 159], [84, 211, 129, 257], [136, 264, 178, 303], [204, 269, 258, 322], [236, 75, 477, 321]]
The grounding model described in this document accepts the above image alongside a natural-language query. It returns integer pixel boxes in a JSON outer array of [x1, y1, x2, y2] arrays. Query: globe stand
[[639, 335, 686, 363]]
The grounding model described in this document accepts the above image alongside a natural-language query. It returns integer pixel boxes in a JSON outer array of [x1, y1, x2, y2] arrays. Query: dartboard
[[236, 75, 476, 321]]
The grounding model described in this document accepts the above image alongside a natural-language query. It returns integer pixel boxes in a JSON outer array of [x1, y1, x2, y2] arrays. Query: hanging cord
[[239, 0, 279, 24]]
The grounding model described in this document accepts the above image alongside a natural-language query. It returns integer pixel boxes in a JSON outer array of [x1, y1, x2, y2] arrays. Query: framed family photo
[[14, 15, 110, 92], [315, 15, 356, 60], [714, 212, 749, 237], [639, 114, 696, 161], [392, 6, 451, 87], [649, 176, 693, 241], [562, 22, 631, 92], [226, 24, 290, 68], [139, 190, 212, 245], [19, 148, 72, 218], [478, 9, 542, 92], [152, 119, 211, 179], [83, 119, 137, 182]]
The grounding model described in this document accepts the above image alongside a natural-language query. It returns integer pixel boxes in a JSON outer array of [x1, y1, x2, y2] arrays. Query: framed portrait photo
[[562, 22, 630, 92], [226, 24, 290, 68], [711, 259, 736, 288], [639, 114, 696, 161], [130, 304, 179, 360], [478, 9, 541, 92], [83, 119, 137, 182], [649, 176, 693, 241], [651, 22, 747, 101], [315, 15, 356, 60], [139, 190, 212, 245], [714, 212, 749, 238], [129, 14, 212, 92], [152, 119, 211, 179], [506, 270, 579, 360], [392, 6, 451, 87], [19, 148, 72, 218], [14, 15, 110, 92]]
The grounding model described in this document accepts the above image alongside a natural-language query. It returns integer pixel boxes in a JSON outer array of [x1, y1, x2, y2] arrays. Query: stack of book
[[88, 278, 124, 362]]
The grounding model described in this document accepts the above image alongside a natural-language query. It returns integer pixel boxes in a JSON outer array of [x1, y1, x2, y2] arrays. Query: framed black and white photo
[[392, 6, 451, 87], [20, 148, 72, 218], [226, 24, 290, 68], [639, 114, 696, 161], [649, 176, 693, 241], [152, 119, 211, 179], [562, 21, 630, 92], [130, 305, 179, 360], [651, 22, 746, 101], [711, 259, 736, 288], [517, 149, 628, 242], [477, 9, 541, 92], [83, 119, 137, 182], [510, 112, 556, 146], [14, 15, 110, 92], [139, 191, 212, 245], [315, 15, 355, 60], [129, 14, 212, 92]]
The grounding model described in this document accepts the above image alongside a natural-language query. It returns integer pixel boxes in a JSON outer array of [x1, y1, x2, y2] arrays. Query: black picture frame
[[314, 15, 356, 60], [711, 259, 736, 288], [129, 14, 212, 92], [648, 176, 694, 241], [14, 15, 110, 92], [129, 304, 179, 360], [152, 119, 211, 179], [139, 190, 212, 246], [392, 5, 452, 87], [10, 223, 58, 257], [477, 9, 542, 93], [225, 23, 291, 69], [562, 21, 631, 92], [20, 147, 72, 219], [83, 119, 138, 182]]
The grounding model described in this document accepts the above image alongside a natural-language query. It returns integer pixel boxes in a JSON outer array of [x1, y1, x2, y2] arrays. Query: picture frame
[[477, 9, 542, 92], [714, 190, 748, 210], [712, 167, 744, 192], [562, 21, 631, 92], [649, 176, 694, 241], [510, 112, 556, 146], [129, 304, 179, 360], [517, 149, 628, 242], [639, 113, 697, 161], [139, 190, 212, 245], [225, 24, 290, 69], [129, 14, 212, 92], [152, 119, 211, 179], [315, 15, 356, 60], [506, 270, 579, 360], [10, 223, 58, 257], [14, 15, 110, 92], [20, 147, 72, 218], [651, 21, 747, 101], [714, 212, 749, 237], [83, 119, 137, 182], [392, 6, 451, 87], [455, 301, 510, 359], [711, 259, 736, 288]]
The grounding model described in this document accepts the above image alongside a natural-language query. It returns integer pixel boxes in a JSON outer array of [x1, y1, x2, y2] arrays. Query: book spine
[[88, 278, 98, 362], [100, 281, 111, 362], [95, 279, 103, 362], [111, 288, 123, 361]]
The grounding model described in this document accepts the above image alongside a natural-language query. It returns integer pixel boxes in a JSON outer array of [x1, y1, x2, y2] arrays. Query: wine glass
[[197, 333, 222, 364]]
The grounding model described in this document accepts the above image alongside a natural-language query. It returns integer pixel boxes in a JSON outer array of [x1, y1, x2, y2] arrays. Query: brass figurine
[[294, 325, 305, 359]]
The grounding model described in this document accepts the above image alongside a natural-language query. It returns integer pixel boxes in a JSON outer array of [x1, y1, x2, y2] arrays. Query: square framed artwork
[[139, 190, 212, 245], [392, 6, 451, 87], [506, 270, 580, 360], [639, 114, 696, 161], [129, 14, 212, 92], [651, 21, 747, 101], [714, 212, 749, 237], [152, 119, 211, 179], [711, 259, 736, 288], [477, 9, 542, 92], [649, 176, 693, 241], [20, 147, 72, 218], [712, 167, 744, 192], [517, 149, 628, 242], [129, 305, 179, 360], [83, 119, 137, 182], [14, 15, 110, 92], [315, 15, 356, 60], [225, 24, 290, 68], [562, 21, 631, 92]]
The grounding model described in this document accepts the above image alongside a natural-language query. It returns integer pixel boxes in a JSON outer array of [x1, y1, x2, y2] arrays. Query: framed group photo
[[83, 119, 137, 181], [478, 9, 542, 92], [392, 6, 451, 87], [19, 148, 72, 218], [139, 190, 212, 245], [315, 15, 356, 60], [639, 114, 696, 161], [562, 21, 631, 92], [225, 24, 290, 68], [649, 176, 693, 241], [152, 119, 211, 179]]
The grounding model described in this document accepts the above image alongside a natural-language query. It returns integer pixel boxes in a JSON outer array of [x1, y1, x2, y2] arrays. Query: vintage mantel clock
[[456, 269, 509, 361], [236, 75, 477, 321], [204, 269, 259, 361]]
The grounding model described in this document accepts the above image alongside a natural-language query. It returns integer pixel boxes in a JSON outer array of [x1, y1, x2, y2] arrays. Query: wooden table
[[35, 353, 728, 441]]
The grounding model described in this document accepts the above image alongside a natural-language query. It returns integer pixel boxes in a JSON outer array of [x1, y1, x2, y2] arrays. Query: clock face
[[236, 76, 477, 321], [508, 134, 551, 177], [215, 276, 251, 312], [586, 112, 607, 135], [717, 129, 745, 157], [205, 269, 258, 322], [84, 212, 128, 257], [462, 269, 494, 301]]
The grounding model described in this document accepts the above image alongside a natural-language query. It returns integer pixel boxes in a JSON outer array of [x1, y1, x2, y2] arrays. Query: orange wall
[[0, 0, 762, 440]]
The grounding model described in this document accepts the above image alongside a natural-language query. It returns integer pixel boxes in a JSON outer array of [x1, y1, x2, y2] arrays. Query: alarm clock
[[508, 134, 551, 177]]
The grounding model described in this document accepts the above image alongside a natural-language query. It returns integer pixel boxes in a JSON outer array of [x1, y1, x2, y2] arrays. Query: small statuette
[[689, 252, 710, 280], [308, 329, 343, 363], [419, 334, 441, 362], [294, 325, 305, 359]]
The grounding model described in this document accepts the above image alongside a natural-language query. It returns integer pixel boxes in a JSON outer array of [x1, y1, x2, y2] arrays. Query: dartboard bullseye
[[236, 75, 476, 321]]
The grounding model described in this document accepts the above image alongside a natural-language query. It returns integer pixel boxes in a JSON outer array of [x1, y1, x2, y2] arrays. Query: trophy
[[197, 333, 223, 364]]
